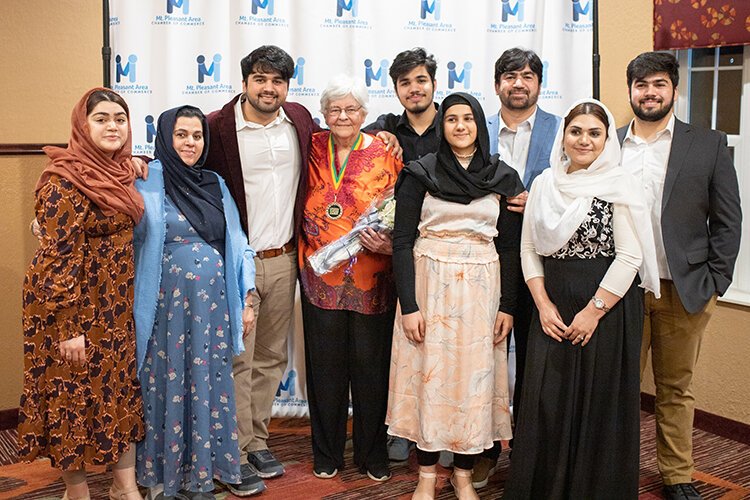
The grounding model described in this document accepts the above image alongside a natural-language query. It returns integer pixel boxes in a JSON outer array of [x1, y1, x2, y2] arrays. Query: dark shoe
[[313, 464, 338, 479], [248, 449, 285, 479], [663, 483, 703, 500], [471, 456, 498, 489], [387, 436, 413, 462], [222, 463, 266, 497], [179, 492, 216, 500], [363, 463, 391, 482]]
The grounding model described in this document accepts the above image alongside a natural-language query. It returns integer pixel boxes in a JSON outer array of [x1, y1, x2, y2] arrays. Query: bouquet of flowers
[[308, 186, 397, 276]]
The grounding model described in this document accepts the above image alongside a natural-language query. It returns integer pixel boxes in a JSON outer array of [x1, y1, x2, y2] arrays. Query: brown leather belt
[[256, 241, 295, 260]]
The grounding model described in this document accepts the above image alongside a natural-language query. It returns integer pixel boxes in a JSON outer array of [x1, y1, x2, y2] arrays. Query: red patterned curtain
[[653, 1, 750, 50]]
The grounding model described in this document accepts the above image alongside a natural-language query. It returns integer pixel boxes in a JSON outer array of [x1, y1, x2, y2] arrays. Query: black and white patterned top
[[552, 198, 614, 260]]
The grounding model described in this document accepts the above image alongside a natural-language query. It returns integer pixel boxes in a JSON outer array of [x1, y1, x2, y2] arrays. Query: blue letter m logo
[[447, 61, 472, 89], [252, 0, 275, 16], [421, 0, 440, 20], [337, 0, 358, 17], [364, 59, 389, 87], [572, 0, 591, 22], [166, 0, 189, 14], [501, 0, 524, 23]]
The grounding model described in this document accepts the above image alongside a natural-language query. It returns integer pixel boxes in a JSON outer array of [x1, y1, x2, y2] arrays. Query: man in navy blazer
[[618, 52, 741, 500], [206, 45, 319, 497], [475, 47, 561, 489]]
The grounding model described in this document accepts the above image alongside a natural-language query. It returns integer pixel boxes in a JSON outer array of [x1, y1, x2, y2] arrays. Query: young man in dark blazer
[[206, 45, 319, 497], [618, 51, 742, 500]]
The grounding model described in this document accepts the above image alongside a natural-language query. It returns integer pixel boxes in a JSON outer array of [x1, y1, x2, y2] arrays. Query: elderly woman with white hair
[[298, 74, 403, 482]]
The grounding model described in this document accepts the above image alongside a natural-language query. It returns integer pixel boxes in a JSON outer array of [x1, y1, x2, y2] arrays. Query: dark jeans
[[301, 294, 395, 472]]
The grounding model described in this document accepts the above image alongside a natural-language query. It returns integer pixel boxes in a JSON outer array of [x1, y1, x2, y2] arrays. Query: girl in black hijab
[[387, 93, 524, 500]]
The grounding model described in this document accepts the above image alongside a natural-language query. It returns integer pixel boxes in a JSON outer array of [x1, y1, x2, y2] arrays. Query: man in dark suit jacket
[[206, 45, 319, 497], [618, 51, 741, 500], [475, 47, 561, 489]]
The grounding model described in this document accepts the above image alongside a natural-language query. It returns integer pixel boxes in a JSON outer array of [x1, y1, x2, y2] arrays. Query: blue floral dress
[[136, 197, 241, 495]]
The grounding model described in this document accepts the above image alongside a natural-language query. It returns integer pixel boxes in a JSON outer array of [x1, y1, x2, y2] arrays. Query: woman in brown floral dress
[[19, 88, 145, 500]]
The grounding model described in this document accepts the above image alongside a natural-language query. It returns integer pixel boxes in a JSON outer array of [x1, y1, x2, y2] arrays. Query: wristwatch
[[591, 296, 610, 312]]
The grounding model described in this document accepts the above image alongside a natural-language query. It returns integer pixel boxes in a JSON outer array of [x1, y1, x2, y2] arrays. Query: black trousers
[[301, 294, 395, 472], [484, 282, 534, 460], [416, 448, 476, 470]]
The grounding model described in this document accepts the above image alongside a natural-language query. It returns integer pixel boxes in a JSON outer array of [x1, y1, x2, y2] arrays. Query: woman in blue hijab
[[133, 105, 256, 499]]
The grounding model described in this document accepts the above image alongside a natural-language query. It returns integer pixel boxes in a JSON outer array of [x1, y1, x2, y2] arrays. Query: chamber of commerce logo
[[364, 59, 389, 87], [572, 0, 592, 22], [563, 0, 592, 31], [113, 53, 152, 94], [406, 0, 454, 31], [288, 56, 317, 97], [447, 61, 472, 89], [236, 0, 287, 26], [276, 369, 297, 397], [166, 0, 189, 14], [184, 53, 234, 94], [197, 54, 222, 83], [501, 0, 524, 23], [322, 0, 368, 29], [145, 115, 157, 143], [421, 0, 440, 20], [293, 57, 305, 85], [488, 0, 534, 33], [116, 54, 137, 83], [154, 0, 203, 25], [252, 0, 274, 15], [336, 0, 358, 17], [539, 60, 561, 101]]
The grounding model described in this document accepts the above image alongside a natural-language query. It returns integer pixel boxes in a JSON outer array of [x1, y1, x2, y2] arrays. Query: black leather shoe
[[663, 483, 702, 500]]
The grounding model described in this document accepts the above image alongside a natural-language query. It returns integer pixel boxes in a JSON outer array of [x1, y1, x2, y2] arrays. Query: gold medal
[[326, 201, 343, 220]]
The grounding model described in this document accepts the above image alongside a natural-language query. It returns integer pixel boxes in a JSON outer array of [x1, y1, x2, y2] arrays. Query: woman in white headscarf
[[504, 99, 659, 500]]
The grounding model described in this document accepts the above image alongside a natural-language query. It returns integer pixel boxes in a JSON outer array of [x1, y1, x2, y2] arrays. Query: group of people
[[19, 43, 741, 500]]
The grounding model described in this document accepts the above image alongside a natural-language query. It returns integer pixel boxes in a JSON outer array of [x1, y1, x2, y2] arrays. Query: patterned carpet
[[1, 413, 749, 499]]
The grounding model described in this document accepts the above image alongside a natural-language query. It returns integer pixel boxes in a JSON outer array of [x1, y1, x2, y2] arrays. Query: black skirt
[[504, 256, 643, 500]]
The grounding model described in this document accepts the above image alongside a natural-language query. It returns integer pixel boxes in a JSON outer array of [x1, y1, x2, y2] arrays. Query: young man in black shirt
[[364, 47, 439, 164], [364, 47, 440, 463]]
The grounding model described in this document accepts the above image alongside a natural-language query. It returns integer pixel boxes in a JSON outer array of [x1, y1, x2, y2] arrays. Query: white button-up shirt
[[621, 114, 675, 280], [498, 108, 536, 182], [234, 98, 301, 252]]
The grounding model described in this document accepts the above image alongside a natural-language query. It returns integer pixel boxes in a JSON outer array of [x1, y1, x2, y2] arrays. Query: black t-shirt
[[363, 103, 440, 164]]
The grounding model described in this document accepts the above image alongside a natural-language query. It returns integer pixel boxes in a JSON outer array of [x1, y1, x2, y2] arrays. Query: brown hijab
[[36, 87, 144, 222]]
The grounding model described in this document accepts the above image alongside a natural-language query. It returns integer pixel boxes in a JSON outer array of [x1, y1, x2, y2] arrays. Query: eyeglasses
[[325, 106, 362, 117]]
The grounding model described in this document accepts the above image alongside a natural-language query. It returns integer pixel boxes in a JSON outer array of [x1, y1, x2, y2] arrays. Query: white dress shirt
[[620, 114, 675, 280], [234, 98, 301, 252], [497, 108, 536, 182]]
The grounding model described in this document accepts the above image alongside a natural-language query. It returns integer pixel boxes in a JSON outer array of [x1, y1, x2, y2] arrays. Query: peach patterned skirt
[[386, 235, 513, 454]]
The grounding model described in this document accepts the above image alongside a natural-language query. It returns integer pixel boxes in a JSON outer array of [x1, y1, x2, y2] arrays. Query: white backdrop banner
[[110, 0, 593, 417]]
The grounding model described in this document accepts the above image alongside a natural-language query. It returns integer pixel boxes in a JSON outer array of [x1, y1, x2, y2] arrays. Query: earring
[[561, 150, 568, 162]]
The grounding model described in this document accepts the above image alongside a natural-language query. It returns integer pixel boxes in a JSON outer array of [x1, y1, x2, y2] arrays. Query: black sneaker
[[363, 463, 391, 482], [663, 483, 702, 500], [222, 463, 266, 497], [313, 464, 338, 479], [179, 492, 216, 500], [248, 449, 285, 478]]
